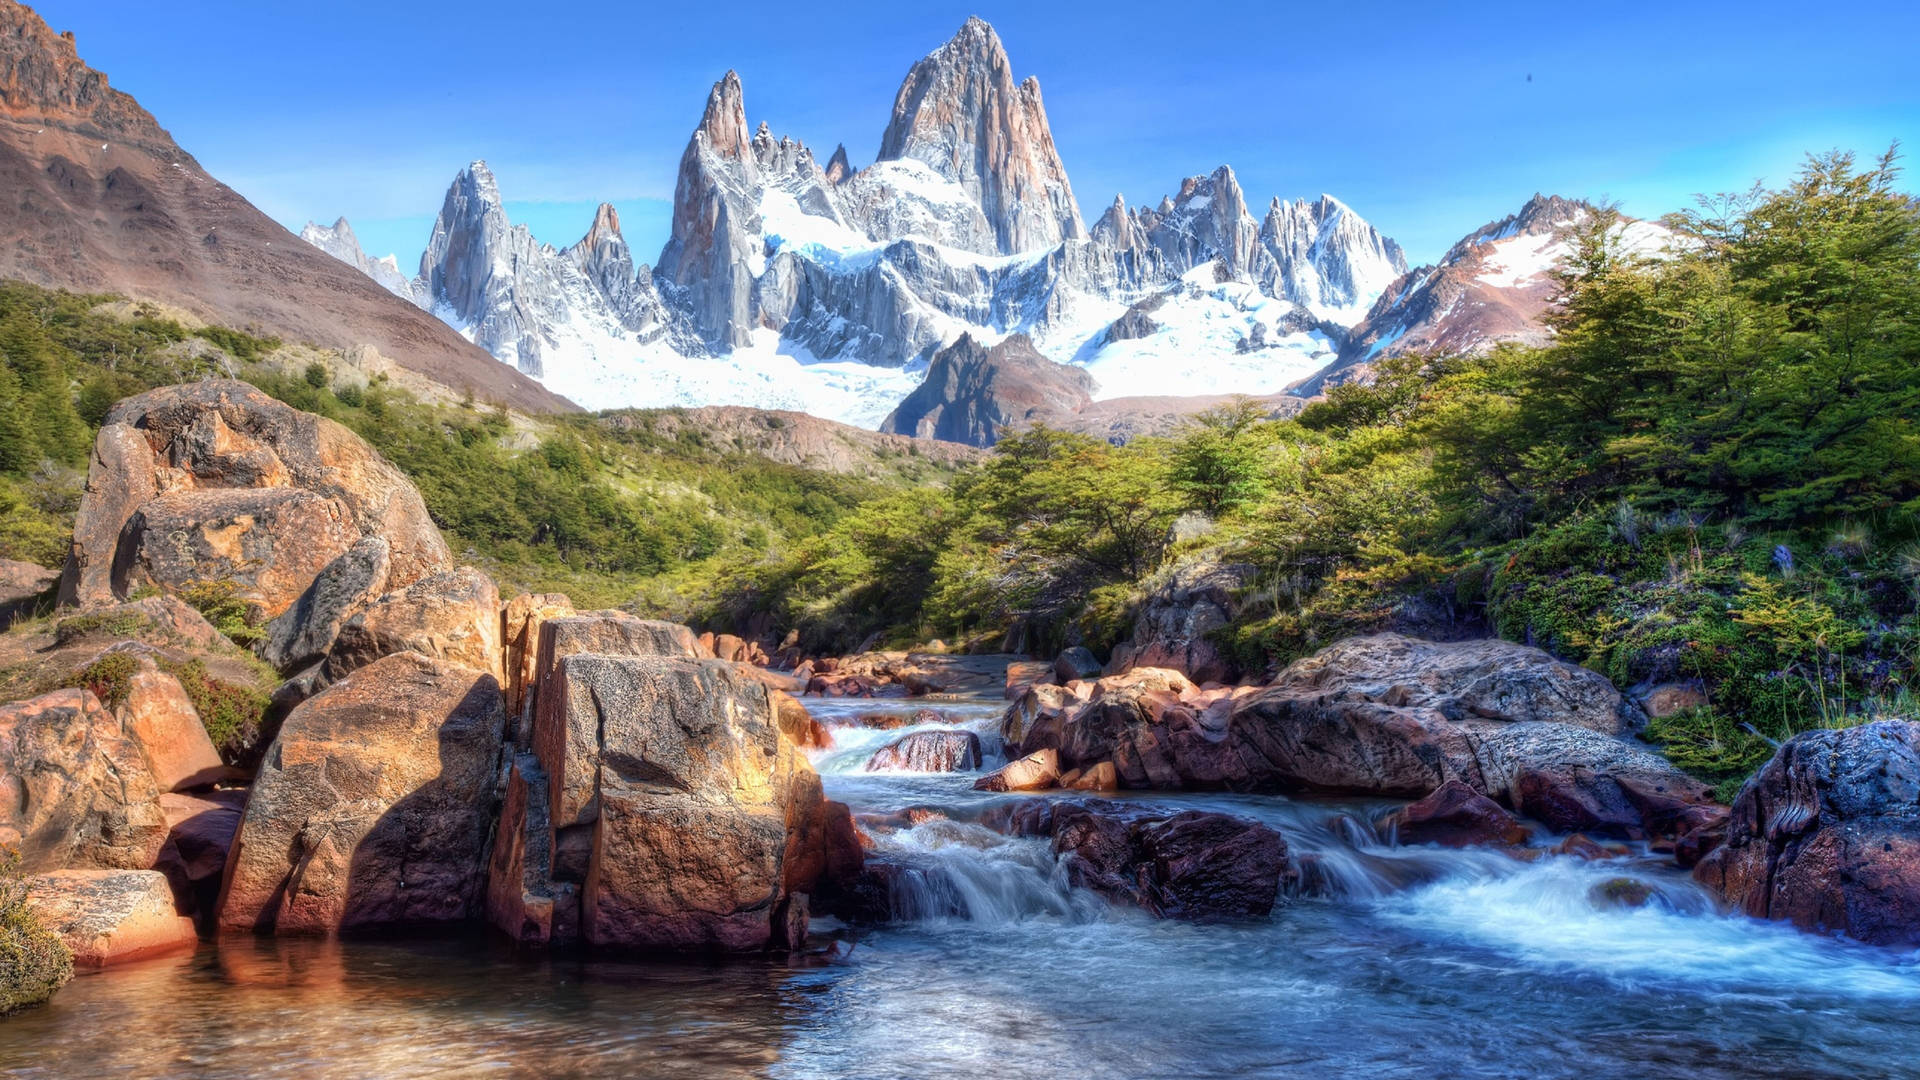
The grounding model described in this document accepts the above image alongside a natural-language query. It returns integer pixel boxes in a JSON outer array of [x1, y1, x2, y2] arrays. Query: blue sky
[[33, 1, 1919, 271]]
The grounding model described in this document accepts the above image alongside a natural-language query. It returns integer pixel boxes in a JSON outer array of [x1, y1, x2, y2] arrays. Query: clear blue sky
[[31, 1, 1919, 272]]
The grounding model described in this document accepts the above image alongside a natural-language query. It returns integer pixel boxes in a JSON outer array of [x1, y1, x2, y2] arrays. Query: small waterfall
[[870, 819, 1108, 926]]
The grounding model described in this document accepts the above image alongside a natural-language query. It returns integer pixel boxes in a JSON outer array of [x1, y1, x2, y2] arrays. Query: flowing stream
[[6, 693, 1920, 1078]]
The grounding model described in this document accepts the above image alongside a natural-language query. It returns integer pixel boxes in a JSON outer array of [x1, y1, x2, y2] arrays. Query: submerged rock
[[987, 799, 1292, 920], [1382, 780, 1530, 848], [1694, 720, 1920, 946]]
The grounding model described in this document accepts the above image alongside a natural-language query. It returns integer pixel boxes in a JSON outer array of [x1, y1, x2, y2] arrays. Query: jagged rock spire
[[876, 16, 1084, 254], [823, 143, 853, 186]]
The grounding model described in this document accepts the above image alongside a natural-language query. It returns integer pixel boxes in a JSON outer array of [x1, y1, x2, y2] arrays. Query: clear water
[[6, 696, 1920, 1079]]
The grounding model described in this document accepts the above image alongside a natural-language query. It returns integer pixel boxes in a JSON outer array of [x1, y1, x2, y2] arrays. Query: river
[[4, 695, 1919, 1078]]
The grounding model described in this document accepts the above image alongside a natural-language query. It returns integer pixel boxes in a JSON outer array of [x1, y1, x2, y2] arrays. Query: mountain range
[[1, 3, 1673, 445], [295, 16, 1672, 443]]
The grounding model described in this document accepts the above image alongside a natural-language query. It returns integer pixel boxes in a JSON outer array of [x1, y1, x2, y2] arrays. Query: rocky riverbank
[[3, 379, 1917, 1019]]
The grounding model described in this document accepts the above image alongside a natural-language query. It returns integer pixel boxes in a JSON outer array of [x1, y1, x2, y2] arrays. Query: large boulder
[[865, 730, 981, 772], [25, 869, 197, 967], [1105, 561, 1254, 684], [58, 380, 449, 617], [1694, 721, 1920, 946], [514, 613, 700, 746], [0, 689, 169, 873], [511, 654, 853, 951], [217, 652, 505, 935], [258, 537, 391, 674], [987, 799, 1292, 919], [1014, 634, 1711, 840], [322, 566, 503, 683]]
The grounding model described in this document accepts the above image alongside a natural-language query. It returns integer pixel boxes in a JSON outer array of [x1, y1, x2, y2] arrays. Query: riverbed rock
[[865, 730, 982, 772], [1013, 634, 1709, 839], [988, 799, 1292, 919], [322, 566, 503, 683], [258, 537, 391, 674], [972, 749, 1060, 792], [523, 655, 854, 951], [1693, 720, 1920, 946], [24, 869, 197, 967], [59, 380, 449, 617], [217, 652, 505, 935], [1382, 780, 1529, 848], [0, 688, 169, 873]]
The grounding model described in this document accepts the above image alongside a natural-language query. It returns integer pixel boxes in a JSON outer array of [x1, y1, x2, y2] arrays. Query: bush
[[0, 848, 72, 1014], [164, 659, 268, 762], [61, 652, 138, 709], [176, 580, 263, 647]]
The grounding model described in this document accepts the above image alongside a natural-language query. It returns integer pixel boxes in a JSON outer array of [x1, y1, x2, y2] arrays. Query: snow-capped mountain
[[1305, 195, 1674, 392], [299, 16, 1413, 437], [297, 217, 416, 302]]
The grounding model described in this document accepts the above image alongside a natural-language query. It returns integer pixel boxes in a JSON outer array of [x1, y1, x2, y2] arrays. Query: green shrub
[[176, 581, 263, 647], [0, 848, 72, 1014], [61, 651, 139, 709], [163, 659, 268, 761]]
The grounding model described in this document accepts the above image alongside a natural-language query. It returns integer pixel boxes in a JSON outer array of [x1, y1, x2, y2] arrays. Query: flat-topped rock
[[26, 869, 197, 967]]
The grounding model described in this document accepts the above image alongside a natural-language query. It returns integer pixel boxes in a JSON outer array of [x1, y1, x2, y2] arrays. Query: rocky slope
[[297, 218, 414, 302], [1300, 195, 1673, 392], [0, 0, 572, 414]]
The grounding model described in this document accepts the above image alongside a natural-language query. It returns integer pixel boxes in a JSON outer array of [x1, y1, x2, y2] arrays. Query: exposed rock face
[[987, 799, 1292, 919], [513, 655, 852, 951], [1694, 721, 1920, 946], [418, 162, 687, 380], [153, 789, 242, 921], [322, 566, 503, 683], [517, 613, 702, 746], [24, 869, 197, 967], [865, 730, 982, 773], [58, 380, 450, 617], [0, 2, 572, 414], [0, 688, 168, 873], [598, 406, 980, 475], [877, 16, 1084, 255], [217, 653, 506, 935], [500, 592, 575, 722], [1053, 646, 1102, 684], [880, 334, 1093, 446], [1257, 194, 1408, 323], [1011, 635, 1710, 840], [1107, 561, 1255, 684], [259, 537, 391, 674]]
